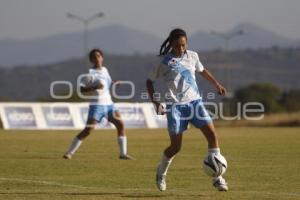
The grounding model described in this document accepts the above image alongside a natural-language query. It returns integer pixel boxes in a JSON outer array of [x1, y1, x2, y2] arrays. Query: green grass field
[[0, 127, 299, 200]]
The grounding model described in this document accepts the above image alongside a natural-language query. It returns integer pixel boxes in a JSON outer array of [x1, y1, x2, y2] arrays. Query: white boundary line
[[0, 177, 97, 189], [0, 177, 153, 191]]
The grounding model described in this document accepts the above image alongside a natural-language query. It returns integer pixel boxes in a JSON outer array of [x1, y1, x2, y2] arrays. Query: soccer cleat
[[213, 176, 228, 191], [63, 153, 72, 160], [119, 154, 136, 160], [156, 166, 167, 191]]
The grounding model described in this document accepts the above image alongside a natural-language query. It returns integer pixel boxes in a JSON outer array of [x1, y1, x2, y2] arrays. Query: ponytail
[[159, 37, 171, 56]]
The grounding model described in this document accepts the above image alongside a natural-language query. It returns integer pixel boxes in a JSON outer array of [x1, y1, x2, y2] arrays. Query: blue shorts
[[166, 99, 212, 135], [87, 104, 118, 122]]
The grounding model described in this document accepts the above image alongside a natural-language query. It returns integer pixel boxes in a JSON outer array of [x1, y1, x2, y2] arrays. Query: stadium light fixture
[[66, 12, 104, 57]]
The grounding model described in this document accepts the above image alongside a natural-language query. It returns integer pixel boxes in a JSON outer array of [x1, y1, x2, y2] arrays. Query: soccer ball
[[80, 74, 95, 87], [80, 74, 101, 88], [203, 153, 227, 177]]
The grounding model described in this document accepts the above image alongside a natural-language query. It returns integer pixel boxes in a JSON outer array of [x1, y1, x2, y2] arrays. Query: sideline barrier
[[0, 102, 167, 130]]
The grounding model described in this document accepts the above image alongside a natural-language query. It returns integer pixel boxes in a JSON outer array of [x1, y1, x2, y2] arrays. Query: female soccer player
[[146, 29, 228, 191], [63, 48, 135, 160]]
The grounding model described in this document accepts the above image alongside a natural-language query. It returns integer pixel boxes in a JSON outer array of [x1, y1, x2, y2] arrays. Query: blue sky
[[0, 0, 299, 40]]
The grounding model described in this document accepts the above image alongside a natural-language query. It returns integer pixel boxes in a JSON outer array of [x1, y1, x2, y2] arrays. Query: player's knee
[[116, 120, 125, 131], [175, 145, 182, 153], [171, 143, 181, 154], [78, 128, 92, 139]]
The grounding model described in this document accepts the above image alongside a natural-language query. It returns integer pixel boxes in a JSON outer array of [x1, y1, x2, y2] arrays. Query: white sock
[[208, 148, 220, 155], [66, 137, 82, 155], [118, 136, 127, 156], [213, 176, 222, 182], [157, 153, 174, 176]]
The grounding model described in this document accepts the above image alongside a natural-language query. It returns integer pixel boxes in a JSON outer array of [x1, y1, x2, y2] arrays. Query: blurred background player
[[63, 48, 135, 160], [146, 28, 228, 191]]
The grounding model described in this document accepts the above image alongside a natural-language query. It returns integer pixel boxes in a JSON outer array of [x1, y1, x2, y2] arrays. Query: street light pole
[[67, 12, 104, 57], [210, 30, 243, 51], [210, 30, 244, 97]]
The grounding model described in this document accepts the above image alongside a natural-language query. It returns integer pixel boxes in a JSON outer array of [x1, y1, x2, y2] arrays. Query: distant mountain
[[0, 24, 162, 67], [0, 22, 299, 67], [189, 23, 299, 51]]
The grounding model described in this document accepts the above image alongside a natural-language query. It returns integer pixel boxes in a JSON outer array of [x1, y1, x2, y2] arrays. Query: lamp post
[[210, 29, 244, 97], [210, 30, 244, 51], [67, 12, 104, 56]]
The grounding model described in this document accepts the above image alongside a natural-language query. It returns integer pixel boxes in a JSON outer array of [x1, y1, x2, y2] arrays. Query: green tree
[[281, 90, 300, 111], [235, 83, 283, 113]]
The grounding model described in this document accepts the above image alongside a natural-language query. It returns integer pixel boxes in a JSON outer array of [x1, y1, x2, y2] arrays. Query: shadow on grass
[[121, 193, 206, 198], [0, 192, 206, 198], [0, 192, 123, 196]]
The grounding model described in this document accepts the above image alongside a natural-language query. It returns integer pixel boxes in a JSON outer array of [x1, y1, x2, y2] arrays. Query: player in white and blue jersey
[[146, 29, 228, 191], [64, 49, 135, 160]]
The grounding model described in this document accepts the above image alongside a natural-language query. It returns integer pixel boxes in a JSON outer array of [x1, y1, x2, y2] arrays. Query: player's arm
[[199, 69, 226, 96], [146, 79, 165, 115], [108, 80, 121, 89], [80, 83, 104, 93], [112, 80, 122, 85]]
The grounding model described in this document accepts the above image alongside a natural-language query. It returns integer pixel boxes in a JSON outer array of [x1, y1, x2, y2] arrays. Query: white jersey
[[148, 50, 205, 103], [87, 67, 113, 105]]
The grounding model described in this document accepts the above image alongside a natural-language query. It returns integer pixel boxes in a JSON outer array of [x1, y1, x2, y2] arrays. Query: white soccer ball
[[80, 74, 101, 88], [203, 153, 227, 177]]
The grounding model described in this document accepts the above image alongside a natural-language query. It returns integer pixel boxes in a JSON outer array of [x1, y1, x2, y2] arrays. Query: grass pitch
[[0, 127, 299, 200]]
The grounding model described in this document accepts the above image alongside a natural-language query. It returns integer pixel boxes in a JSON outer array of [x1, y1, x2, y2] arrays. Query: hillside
[[0, 48, 299, 102]]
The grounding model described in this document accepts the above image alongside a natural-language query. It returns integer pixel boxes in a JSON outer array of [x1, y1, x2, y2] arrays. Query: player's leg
[[156, 104, 188, 191], [191, 100, 228, 191], [200, 123, 228, 191], [63, 105, 100, 159], [200, 122, 219, 148], [77, 118, 97, 140], [107, 109, 135, 160], [156, 134, 183, 191], [164, 104, 188, 157], [63, 118, 97, 159], [158, 133, 182, 175], [164, 134, 183, 157]]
